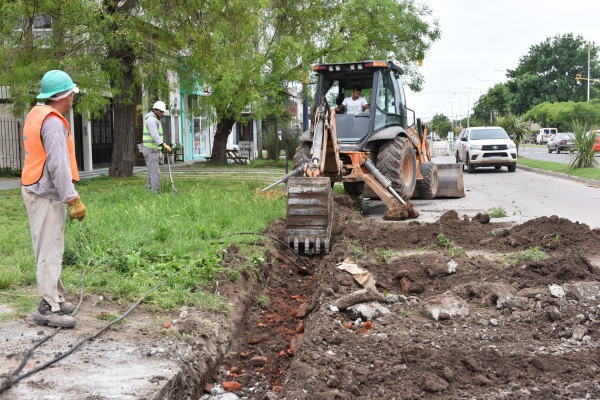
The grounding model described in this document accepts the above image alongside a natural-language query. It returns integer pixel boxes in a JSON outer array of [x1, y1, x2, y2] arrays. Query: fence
[[0, 118, 21, 171], [429, 140, 451, 156]]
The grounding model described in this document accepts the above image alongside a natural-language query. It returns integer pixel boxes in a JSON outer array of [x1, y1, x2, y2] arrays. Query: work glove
[[161, 143, 172, 153], [68, 197, 87, 221]]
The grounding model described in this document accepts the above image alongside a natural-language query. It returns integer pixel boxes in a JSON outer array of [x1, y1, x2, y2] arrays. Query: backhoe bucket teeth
[[435, 163, 465, 198], [285, 177, 333, 255]]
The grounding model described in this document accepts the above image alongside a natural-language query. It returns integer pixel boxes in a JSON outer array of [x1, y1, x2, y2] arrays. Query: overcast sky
[[406, 0, 600, 124]]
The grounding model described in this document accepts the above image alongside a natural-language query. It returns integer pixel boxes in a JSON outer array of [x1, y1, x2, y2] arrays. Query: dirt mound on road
[[203, 195, 600, 399]]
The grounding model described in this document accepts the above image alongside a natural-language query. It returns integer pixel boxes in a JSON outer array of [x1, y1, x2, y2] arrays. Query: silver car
[[547, 132, 574, 153]]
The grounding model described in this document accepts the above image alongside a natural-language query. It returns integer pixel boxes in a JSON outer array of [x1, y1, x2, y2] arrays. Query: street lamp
[[453, 93, 470, 128], [447, 96, 462, 123], [477, 79, 498, 85]]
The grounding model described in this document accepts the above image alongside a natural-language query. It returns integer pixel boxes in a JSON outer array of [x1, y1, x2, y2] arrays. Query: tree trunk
[[211, 115, 235, 163], [109, 56, 136, 178]]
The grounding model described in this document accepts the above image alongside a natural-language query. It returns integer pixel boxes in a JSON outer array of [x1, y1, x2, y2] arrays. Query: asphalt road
[[362, 155, 600, 229], [518, 145, 600, 164]]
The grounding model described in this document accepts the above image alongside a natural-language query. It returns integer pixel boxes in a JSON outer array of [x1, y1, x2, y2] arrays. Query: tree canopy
[[0, 0, 441, 168], [525, 99, 600, 130], [505, 34, 599, 115]]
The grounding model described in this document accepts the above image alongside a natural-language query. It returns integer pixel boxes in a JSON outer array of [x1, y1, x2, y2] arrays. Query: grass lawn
[[517, 155, 600, 181], [0, 169, 288, 322]]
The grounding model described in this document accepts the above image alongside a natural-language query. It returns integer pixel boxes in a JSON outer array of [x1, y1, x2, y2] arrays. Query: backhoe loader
[[263, 61, 464, 255]]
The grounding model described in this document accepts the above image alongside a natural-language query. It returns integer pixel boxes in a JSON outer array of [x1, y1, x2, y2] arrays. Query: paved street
[[518, 145, 600, 164], [363, 155, 600, 229]]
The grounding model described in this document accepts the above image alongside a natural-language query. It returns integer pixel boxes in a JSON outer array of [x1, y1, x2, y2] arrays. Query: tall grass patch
[[1, 174, 286, 312]]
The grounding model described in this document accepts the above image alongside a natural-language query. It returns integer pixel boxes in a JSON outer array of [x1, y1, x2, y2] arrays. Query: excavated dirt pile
[[202, 195, 600, 399]]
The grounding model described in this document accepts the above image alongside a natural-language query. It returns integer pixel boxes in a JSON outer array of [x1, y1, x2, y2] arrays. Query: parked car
[[427, 133, 441, 141], [455, 126, 517, 173], [593, 131, 600, 153], [547, 132, 575, 153]]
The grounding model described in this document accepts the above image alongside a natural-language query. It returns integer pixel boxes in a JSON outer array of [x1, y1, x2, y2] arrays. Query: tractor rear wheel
[[415, 162, 438, 199], [293, 142, 311, 170], [377, 137, 417, 200]]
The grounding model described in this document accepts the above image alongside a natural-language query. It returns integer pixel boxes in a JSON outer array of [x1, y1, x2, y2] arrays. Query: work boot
[[33, 299, 76, 328], [59, 302, 75, 314]]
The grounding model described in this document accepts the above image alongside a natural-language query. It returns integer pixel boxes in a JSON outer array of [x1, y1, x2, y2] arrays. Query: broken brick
[[249, 356, 268, 367], [222, 381, 241, 391]]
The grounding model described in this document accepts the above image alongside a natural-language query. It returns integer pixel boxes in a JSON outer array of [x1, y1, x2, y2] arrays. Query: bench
[[227, 149, 249, 164], [173, 147, 184, 163]]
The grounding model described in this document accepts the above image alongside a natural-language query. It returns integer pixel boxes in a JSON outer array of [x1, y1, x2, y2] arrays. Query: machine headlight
[[469, 144, 481, 150]]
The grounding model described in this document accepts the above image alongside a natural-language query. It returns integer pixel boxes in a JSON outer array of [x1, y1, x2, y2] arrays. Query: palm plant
[[497, 114, 530, 155], [568, 120, 599, 169]]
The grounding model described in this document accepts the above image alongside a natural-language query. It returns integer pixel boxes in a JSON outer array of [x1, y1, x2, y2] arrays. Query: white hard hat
[[153, 101, 167, 112]]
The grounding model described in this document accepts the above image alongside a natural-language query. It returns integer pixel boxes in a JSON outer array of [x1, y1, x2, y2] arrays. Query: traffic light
[[576, 73, 582, 84]]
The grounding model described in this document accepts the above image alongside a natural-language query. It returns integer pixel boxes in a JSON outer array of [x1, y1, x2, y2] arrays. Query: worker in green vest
[[142, 101, 171, 193]]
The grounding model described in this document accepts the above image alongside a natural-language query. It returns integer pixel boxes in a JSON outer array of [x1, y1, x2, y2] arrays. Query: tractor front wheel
[[415, 162, 438, 199], [377, 137, 417, 201]]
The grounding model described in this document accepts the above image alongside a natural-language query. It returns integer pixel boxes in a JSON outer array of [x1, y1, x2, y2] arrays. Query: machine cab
[[311, 61, 408, 148]]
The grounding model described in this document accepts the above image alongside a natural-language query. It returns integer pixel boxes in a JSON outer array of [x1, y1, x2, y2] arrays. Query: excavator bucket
[[434, 163, 465, 198], [285, 177, 334, 255]]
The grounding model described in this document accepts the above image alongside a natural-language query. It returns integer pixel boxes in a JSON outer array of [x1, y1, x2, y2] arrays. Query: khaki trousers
[[22, 187, 67, 312]]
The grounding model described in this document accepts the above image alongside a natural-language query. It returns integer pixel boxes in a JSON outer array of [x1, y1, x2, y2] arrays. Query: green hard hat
[[37, 70, 78, 100]]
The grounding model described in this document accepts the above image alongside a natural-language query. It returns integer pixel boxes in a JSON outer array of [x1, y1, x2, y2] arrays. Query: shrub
[[568, 120, 599, 169]]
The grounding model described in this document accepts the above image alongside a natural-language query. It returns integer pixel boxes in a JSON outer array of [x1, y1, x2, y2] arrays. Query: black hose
[[11, 261, 90, 378], [1, 265, 176, 394]]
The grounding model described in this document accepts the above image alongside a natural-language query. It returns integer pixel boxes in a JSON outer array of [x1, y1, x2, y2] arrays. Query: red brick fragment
[[222, 381, 241, 391], [248, 337, 262, 344], [204, 383, 213, 393], [400, 277, 411, 293], [296, 320, 305, 333]]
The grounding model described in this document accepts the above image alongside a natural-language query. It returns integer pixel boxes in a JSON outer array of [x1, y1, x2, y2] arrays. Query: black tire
[[466, 154, 475, 174], [455, 151, 460, 164], [507, 164, 516, 172], [343, 182, 364, 196], [293, 142, 311, 170], [548, 146, 553, 153], [376, 137, 417, 200], [416, 162, 438, 199]]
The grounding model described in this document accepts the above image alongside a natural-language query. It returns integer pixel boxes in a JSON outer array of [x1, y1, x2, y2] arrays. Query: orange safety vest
[[22, 105, 80, 186]]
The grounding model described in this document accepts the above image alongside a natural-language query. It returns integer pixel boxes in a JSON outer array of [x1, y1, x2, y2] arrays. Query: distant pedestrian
[[142, 101, 171, 193], [21, 70, 86, 328]]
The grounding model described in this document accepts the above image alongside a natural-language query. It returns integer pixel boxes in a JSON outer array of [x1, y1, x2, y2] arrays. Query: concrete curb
[[517, 165, 600, 188]]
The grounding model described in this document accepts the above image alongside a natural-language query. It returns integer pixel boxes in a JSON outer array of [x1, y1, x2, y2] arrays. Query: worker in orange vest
[[21, 70, 86, 328]]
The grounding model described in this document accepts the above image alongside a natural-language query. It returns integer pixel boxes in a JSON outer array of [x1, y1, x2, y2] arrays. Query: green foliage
[[0, 167, 21, 178], [262, 125, 280, 161], [437, 233, 466, 257], [0, 174, 287, 311], [525, 99, 600, 131], [256, 295, 270, 306], [502, 247, 548, 265], [506, 34, 600, 114], [568, 120, 599, 169], [496, 114, 530, 152], [486, 207, 508, 218], [374, 248, 396, 263]]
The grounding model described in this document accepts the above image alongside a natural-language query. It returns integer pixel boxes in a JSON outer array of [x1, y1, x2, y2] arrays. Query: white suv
[[455, 127, 517, 173]]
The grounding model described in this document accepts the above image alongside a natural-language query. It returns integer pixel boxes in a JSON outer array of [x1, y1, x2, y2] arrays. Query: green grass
[[502, 247, 549, 265], [0, 172, 287, 316], [518, 156, 600, 181], [487, 206, 508, 218]]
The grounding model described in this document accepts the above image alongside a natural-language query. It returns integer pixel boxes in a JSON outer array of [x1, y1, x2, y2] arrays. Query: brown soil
[[205, 194, 600, 399]]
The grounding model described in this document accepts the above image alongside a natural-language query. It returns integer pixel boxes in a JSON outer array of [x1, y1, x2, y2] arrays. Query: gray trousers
[[22, 187, 67, 312], [142, 146, 161, 193]]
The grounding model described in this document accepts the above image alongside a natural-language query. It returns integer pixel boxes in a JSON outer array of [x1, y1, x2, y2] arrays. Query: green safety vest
[[142, 112, 163, 149]]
